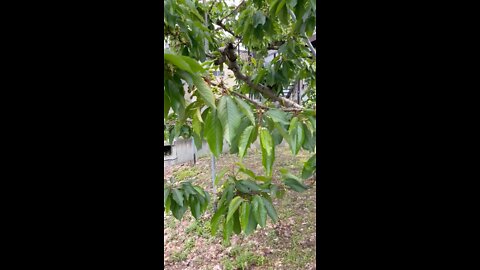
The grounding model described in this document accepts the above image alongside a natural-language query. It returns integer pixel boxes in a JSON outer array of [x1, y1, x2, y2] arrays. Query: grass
[[172, 165, 200, 181], [164, 144, 316, 269], [222, 245, 266, 270], [172, 237, 196, 262]]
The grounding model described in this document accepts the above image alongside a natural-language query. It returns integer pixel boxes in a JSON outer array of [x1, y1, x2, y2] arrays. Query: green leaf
[[253, 11, 266, 28], [265, 109, 290, 125], [236, 180, 261, 193], [217, 96, 242, 145], [261, 196, 278, 223], [164, 53, 192, 73], [274, 122, 292, 145], [239, 201, 251, 232], [165, 194, 172, 213], [302, 122, 316, 152], [238, 125, 256, 159], [192, 108, 203, 136], [289, 117, 304, 155], [178, 70, 194, 88], [252, 195, 267, 228], [284, 178, 309, 192], [189, 196, 201, 219], [192, 74, 216, 109], [214, 168, 229, 186], [218, 183, 235, 208], [244, 206, 258, 235], [223, 217, 234, 242], [255, 175, 272, 182], [233, 96, 255, 125], [171, 199, 188, 220], [164, 188, 170, 206], [259, 127, 275, 176], [302, 153, 316, 179], [211, 203, 227, 236], [276, 0, 287, 16], [181, 55, 205, 73], [181, 181, 197, 198], [233, 210, 241, 234], [238, 166, 256, 179], [204, 109, 223, 157], [226, 196, 244, 223], [275, 0, 289, 25], [171, 188, 184, 207]]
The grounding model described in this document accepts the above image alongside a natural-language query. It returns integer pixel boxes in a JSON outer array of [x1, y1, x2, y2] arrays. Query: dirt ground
[[164, 144, 316, 270]]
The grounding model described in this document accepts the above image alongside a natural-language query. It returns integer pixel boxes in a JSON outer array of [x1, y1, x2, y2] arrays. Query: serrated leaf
[[266, 109, 290, 125], [171, 188, 184, 207], [289, 117, 304, 155], [223, 217, 234, 242], [252, 195, 267, 228], [255, 175, 272, 182], [302, 122, 316, 152], [211, 204, 227, 236], [284, 178, 309, 192], [218, 183, 234, 208], [233, 210, 241, 234], [238, 167, 256, 179], [237, 180, 261, 193], [192, 108, 203, 136], [261, 196, 278, 223], [302, 153, 316, 179], [244, 206, 258, 235], [189, 196, 201, 219], [164, 188, 170, 206], [238, 125, 256, 159], [165, 194, 172, 213], [181, 181, 197, 198], [234, 96, 255, 125], [239, 202, 251, 232], [164, 53, 192, 73], [171, 200, 188, 220], [204, 109, 223, 157], [226, 196, 244, 223], [274, 122, 292, 145], [218, 96, 242, 145], [260, 128, 275, 176], [192, 74, 216, 109], [181, 55, 205, 73]]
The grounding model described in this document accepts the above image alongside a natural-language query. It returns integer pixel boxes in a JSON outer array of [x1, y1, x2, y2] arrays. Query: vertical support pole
[[211, 154, 217, 211], [192, 137, 196, 165], [297, 81, 301, 105]]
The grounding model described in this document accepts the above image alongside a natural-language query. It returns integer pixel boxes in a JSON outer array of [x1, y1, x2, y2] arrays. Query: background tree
[[164, 0, 316, 242]]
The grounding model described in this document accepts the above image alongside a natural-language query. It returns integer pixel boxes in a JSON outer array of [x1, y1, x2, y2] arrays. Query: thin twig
[[219, 43, 304, 109], [219, 0, 245, 22], [215, 20, 241, 38]]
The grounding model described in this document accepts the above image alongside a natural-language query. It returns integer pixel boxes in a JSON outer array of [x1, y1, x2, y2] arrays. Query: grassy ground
[[164, 144, 316, 270]]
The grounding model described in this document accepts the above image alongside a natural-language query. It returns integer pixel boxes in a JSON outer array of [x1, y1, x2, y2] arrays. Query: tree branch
[[215, 20, 241, 39], [209, 80, 303, 112], [229, 90, 302, 112], [219, 0, 246, 22], [217, 43, 304, 109]]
